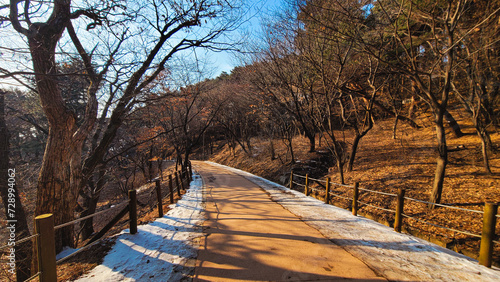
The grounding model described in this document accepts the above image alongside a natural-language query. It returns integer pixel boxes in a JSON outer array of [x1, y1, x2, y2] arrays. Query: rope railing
[[358, 187, 398, 197], [304, 173, 485, 218], [402, 214, 482, 239], [54, 201, 130, 230], [357, 200, 395, 213], [293, 173, 351, 192], [328, 191, 351, 201], [56, 235, 107, 264], [292, 181, 305, 187], [0, 168, 194, 282], [54, 168, 192, 231], [0, 234, 39, 252], [16, 233, 39, 245], [404, 197, 484, 214], [24, 272, 41, 281], [308, 176, 326, 183], [294, 174, 307, 180], [309, 187, 323, 193], [331, 183, 354, 189], [291, 170, 498, 268], [162, 191, 173, 201], [294, 172, 489, 219], [138, 172, 187, 219]]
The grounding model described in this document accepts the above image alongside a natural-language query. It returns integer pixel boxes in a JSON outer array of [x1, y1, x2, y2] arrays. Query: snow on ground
[[75, 174, 204, 282], [207, 161, 500, 282]]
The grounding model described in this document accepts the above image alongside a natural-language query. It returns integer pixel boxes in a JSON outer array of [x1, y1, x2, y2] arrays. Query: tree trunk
[[444, 110, 464, 138], [80, 193, 98, 240], [393, 114, 399, 139], [306, 131, 316, 152], [408, 95, 415, 119], [25, 10, 86, 252], [0, 92, 33, 281], [336, 158, 345, 185], [80, 166, 105, 240], [331, 140, 345, 185], [287, 138, 296, 164], [371, 99, 420, 128], [429, 114, 448, 208], [347, 134, 362, 172], [158, 158, 164, 181], [36, 127, 81, 251], [245, 138, 252, 156], [182, 148, 192, 176], [269, 139, 276, 161], [477, 127, 492, 174]]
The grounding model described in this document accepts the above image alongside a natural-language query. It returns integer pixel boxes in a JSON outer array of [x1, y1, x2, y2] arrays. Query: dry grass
[[209, 112, 500, 265]]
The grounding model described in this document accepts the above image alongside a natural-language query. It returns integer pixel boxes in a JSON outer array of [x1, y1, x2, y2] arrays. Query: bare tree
[[213, 68, 261, 156], [452, 0, 500, 174], [2, 0, 243, 253], [294, 0, 374, 182], [0, 90, 32, 281], [252, 12, 320, 153], [367, 0, 499, 205]]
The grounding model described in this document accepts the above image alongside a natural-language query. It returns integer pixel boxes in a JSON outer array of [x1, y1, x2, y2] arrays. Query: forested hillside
[[1, 0, 499, 280]]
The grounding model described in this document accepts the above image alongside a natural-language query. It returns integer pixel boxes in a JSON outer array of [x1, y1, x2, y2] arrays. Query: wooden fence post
[[176, 172, 183, 196], [188, 162, 193, 181], [289, 171, 294, 190], [325, 177, 330, 204], [180, 171, 186, 191], [352, 182, 359, 216], [35, 214, 57, 282], [394, 188, 406, 233], [128, 190, 137, 234], [168, 175, 174, 203], [479, 203, 498, 267], [305, 174, 309, 196], [155, 180, 163, 218]]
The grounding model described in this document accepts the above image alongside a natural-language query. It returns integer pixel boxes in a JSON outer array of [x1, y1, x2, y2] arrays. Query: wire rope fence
[[289, 171, 499, 268], [0, 165, 193, 282]]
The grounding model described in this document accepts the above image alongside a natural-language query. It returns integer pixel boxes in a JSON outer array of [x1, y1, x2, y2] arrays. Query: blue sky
[[205, 0, 284, 77], [0, 0, 285, 88]]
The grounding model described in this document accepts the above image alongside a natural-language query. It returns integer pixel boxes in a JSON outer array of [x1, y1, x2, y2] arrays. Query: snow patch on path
[[207, 161, 500, 282], [75, 174, 204, 282]]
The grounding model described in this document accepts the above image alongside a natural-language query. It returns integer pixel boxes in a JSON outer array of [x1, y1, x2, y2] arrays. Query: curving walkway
[[193, 161, 385, 281]]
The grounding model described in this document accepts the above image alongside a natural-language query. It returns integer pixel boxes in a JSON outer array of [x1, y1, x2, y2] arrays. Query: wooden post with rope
[[155, 180, 163, 218], [35, 214, 57, 282], [325, 177, 330, 204], [169, 175, 174, 203], [352, 182, 359, 216], [479, 203, 498, 267], [128, 190, 137, 234], [394, 189, 405, 233], [304, 174, 309, 196]]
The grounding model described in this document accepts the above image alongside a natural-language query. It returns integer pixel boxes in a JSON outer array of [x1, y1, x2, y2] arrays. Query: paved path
[[193, 162, 386, 281]]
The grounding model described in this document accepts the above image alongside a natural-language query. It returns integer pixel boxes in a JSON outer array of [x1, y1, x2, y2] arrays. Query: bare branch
[[9, 0, 28, 35]]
